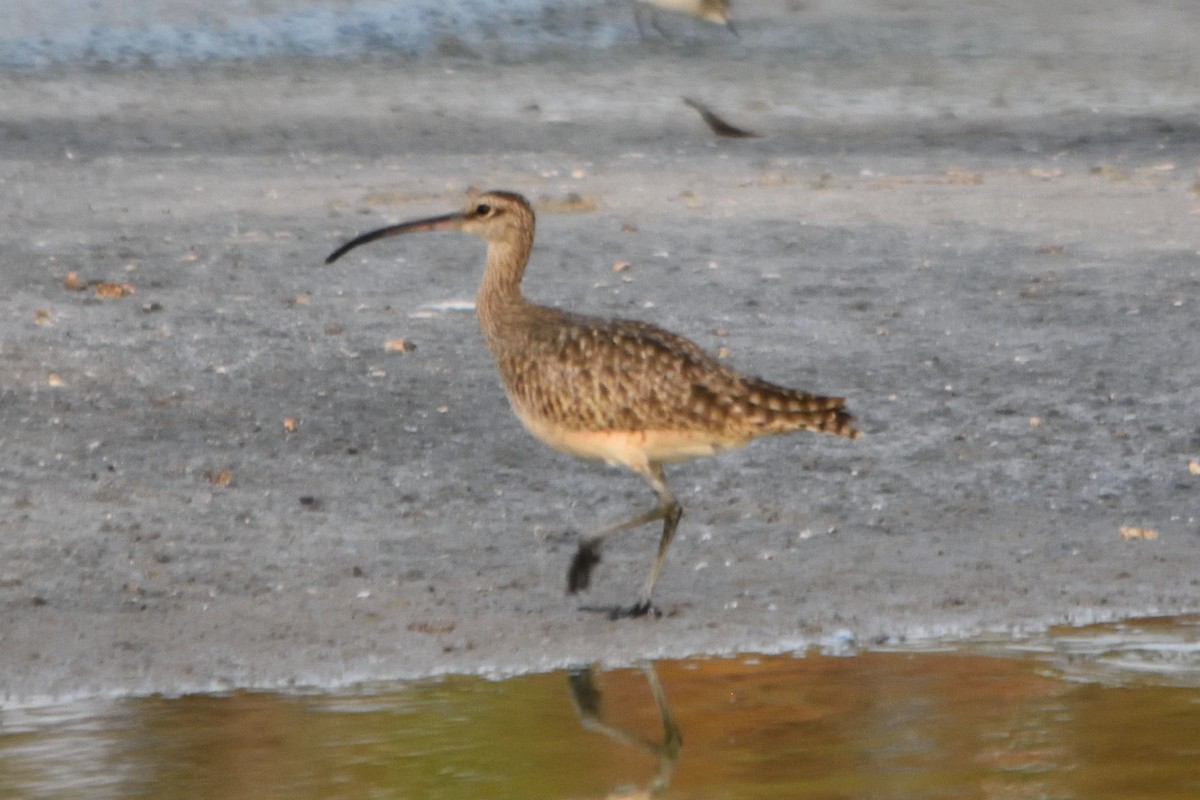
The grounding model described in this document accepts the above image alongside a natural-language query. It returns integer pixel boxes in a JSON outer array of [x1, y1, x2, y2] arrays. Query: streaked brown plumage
[[326, 190, 859, 616]]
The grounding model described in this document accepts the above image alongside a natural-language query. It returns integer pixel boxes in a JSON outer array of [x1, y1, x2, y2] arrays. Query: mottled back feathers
[[487, 307, 859, 448]]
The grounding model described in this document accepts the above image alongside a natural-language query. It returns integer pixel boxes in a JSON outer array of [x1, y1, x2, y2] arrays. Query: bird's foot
[[610, 601, 662, 620], [567, 539, 602, 594], [576, 602, 662, 620]]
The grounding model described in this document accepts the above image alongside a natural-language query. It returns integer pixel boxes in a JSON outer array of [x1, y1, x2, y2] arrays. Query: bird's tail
[[744, 379, 861, 440]]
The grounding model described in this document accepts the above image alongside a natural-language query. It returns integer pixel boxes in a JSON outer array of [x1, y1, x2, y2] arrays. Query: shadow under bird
[[325, 190, 859, 617]]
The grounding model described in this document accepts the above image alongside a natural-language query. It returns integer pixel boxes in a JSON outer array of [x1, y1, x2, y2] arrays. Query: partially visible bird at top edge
[[682, 97, 761, 138], [634, 0, 738, 39]]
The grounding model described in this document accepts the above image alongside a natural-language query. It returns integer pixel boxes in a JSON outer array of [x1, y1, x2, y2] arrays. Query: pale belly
[[511, 403, 747, 471]]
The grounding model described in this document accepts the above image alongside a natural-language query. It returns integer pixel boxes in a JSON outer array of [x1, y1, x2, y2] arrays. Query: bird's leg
[[632, 490, 682, 617], [630, 0, 671, 40], [650, 10, 671, 40], [568, 463, 682, 618], [631, 0, 650, 38], [567, 507, 666, 594]]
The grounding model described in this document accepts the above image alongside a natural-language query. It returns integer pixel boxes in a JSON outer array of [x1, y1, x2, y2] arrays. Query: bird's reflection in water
[[567, 664, 682, 798]]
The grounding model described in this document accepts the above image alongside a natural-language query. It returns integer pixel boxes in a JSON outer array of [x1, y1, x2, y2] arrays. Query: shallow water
[[1, 0, 633, 69], [3, 617, 1199, 799]]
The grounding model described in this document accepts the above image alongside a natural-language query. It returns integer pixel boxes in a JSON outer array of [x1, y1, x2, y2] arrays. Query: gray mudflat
[[2, 1, 1198, 703]]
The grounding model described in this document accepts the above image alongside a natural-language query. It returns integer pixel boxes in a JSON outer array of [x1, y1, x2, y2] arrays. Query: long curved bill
[[324, 212, 464, 265]]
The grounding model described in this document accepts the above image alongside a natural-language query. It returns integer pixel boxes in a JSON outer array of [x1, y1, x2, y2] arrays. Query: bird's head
[[325, 189, 534, 264]]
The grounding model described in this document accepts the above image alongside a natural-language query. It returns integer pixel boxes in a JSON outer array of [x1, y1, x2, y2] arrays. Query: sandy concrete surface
[[2, 1, 1199, 703]]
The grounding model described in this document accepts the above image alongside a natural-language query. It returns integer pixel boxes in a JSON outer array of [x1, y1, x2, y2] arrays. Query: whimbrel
[[326, 190, 859, 617]]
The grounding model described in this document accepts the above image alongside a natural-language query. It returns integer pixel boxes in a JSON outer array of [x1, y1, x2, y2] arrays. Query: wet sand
[[2, 0, 1199, 703]]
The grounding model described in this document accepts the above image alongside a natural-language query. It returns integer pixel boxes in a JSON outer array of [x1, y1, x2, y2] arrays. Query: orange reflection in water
[[587, 652, 1077, 799], [2, 625, 1200, 800]]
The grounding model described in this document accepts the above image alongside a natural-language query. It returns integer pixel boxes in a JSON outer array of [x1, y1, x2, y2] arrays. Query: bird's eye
[[475, 203, 492, 216]]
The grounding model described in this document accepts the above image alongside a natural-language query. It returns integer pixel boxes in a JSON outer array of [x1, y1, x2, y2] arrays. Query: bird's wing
[[495, 313, 748, 433]]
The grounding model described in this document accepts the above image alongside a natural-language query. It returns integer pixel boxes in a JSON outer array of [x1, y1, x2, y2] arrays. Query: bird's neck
[[476, 233, 534, 343]]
